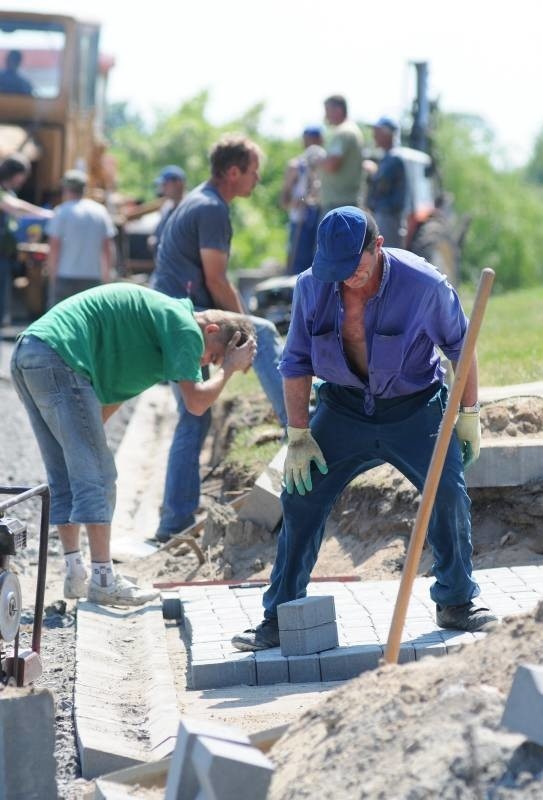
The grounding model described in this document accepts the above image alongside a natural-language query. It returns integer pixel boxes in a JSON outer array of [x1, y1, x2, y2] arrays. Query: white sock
[[91, 561, 115, 588], [64, 550, 87, 579]]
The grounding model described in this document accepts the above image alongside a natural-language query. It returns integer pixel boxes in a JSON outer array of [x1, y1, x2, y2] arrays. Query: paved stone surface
[[173, 565, 543, 690], [501, 663, 543, 746]]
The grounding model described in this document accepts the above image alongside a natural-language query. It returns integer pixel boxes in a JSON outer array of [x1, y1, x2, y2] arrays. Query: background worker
[[148, 164, 186, 259], [0, 49, 33, 95], [319, 95, 363, 216], [152, 134, 287, 542], [280, 126, 326, 274], [364, 117, 406, 247], [0, 154, 52, 335], [46, 169, 116, 306], [233, 206, 497, 651], [11, 282, 256, 606]]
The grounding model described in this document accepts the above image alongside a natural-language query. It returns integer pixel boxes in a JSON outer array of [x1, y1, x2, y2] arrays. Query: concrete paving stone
[[192, 735, 274, 800], [191, 646, 227, 661], [165, 716, 250, 800], [501, 664, 543, 746], [398, 644, 416, 664], [0, 688, 57, 800], [319, 644, 383, 681], [255, 648, 290, 685], [277, 596, 336, 631], [288, 653, 321, 683], [162, 591, 183, 620], [191, 655, 256, 690], [280, 621, 339, 656], [467, 438, 543, 488]]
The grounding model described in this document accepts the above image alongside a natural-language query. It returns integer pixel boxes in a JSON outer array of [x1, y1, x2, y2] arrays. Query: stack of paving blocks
[[165, 716, 274, 800], [278, 596, 338, 656]]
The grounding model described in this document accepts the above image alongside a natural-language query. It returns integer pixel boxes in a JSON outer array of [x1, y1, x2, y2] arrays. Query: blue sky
[[5, 0, 542, 167]]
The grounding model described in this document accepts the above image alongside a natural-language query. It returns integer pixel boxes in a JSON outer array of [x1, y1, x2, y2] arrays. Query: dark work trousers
[[263, 382, 480, 619]]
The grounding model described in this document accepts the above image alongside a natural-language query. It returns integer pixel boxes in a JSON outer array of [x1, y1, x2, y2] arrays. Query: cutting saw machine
[[0, 484, 50, 686]]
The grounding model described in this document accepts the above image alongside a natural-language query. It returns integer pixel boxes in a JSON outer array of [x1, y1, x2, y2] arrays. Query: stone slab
[[237, 446, 286, 532], [75, 602, 179, 779], [191, 655, 256, 690], [466, 438, 543, 488], [288, 653, 321, 683], [255, 649, 290, 685], [192, 735, 274, 800], [277, 595, 336, 631], [165, 717, 250, 800], [319, 644, 383, 681], [280, 621, 339, 656], [501, 664, 543, 745]]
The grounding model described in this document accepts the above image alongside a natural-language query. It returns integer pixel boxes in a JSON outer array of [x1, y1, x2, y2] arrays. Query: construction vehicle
[[0, 11, 128, 320], [248, 61, 467, 332]]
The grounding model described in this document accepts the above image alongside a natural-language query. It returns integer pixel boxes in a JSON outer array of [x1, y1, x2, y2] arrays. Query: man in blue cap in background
[[148, 165, 186, 258], [363, 117, 406, 247], [233, 205, 497, 650], [280, 126, 326, 274]]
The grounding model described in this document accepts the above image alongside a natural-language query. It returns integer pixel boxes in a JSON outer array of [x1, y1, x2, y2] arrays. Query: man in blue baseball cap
[[232, 205, 497, 650], [148, 165, 187, 257], [363, 117, 406, 247]]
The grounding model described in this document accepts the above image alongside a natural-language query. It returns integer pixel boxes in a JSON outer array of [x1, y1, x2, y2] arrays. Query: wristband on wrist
[[459, 402, 480, 414]]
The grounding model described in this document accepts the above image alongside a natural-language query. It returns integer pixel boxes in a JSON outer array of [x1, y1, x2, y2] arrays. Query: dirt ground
[[4, 375, 543, 798]]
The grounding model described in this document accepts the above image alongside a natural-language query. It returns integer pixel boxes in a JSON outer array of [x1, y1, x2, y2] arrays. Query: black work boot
[[436, 602, 499, 633], [231, 618, 280, 651]]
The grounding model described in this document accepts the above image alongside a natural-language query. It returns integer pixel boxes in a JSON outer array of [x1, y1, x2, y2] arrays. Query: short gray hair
[[199, 309, 255, 346]]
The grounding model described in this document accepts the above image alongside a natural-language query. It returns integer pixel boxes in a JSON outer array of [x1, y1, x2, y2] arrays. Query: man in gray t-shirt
[[46, 170, 116, 306], [151, 135, 287, 542]]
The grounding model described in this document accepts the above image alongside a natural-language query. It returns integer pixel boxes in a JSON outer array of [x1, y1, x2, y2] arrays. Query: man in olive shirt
[[11, 283, 255, 606], [320, 95, 364, 215]]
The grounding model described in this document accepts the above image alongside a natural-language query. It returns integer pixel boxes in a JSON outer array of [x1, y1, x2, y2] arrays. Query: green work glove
[[455, 410, 481, 469], [284, 426, 328, 495]]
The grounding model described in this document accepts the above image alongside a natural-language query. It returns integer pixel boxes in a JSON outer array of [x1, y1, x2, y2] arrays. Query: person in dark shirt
[[232, 206, 498, 651], [364, 117, 406, 247], [0, 50, 33, 95]]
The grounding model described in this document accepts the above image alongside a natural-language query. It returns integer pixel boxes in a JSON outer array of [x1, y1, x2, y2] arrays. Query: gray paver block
[[319, 644, 383, 681], [165, 716, 250, 800], [277, 595, 336, 630], [0, 688, 57, 800], [280, 620, 339, 656], [192, 735, 274, 800], [238, 446, 286, 531], [191, 655, 256, 690], [255, 648, 289, 685], [501, 664, 543, 745], [288, 653, 321, 683], [414, 641, 447, 659]]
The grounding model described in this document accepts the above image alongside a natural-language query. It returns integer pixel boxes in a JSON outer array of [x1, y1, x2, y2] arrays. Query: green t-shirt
[[321, 119, 364, 209], [26, 283, 204, 404]]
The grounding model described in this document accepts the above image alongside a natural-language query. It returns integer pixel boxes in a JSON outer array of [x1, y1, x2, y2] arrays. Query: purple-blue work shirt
[[279, 248, 468, 414]]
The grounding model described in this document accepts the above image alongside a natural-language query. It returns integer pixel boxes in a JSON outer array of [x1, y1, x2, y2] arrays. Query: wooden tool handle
[[384, 268, 495, 664]]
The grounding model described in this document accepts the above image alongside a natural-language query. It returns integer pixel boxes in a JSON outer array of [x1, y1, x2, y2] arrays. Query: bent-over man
[[11, 283, 255, 606], [232, 206, 497, 650]]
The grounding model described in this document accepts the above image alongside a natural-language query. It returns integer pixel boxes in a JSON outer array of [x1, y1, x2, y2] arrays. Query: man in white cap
[[232, 206, 497, 650]]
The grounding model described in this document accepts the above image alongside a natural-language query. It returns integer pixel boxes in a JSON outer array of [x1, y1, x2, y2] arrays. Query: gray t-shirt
[[152, 182, 231, 307], [46, 198, 116, 279]]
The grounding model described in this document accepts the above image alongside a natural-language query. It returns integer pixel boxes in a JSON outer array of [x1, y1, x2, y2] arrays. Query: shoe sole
[[231, 636, 279, 652]]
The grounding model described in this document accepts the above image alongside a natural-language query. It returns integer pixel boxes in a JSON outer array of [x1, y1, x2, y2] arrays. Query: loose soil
[[3, 371, 543, 798]]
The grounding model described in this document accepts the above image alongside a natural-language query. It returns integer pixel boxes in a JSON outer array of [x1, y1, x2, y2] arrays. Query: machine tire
[[408, 217, 460, 286]]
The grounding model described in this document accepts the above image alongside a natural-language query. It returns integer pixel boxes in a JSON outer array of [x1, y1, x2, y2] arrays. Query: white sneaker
[[64, 573, 89, 599], [86, 574, 159, 607]]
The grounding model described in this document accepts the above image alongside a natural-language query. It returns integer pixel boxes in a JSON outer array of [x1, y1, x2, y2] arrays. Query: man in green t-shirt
[[320, 95, 364, 215], [11, 283, 256, 606]]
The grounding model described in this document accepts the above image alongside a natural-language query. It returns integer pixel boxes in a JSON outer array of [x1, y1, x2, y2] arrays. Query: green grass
[[460, 284, 543, 386]]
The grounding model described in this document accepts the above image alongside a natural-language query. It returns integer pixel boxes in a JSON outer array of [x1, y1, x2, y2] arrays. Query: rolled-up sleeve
[[424, 279, 468, 361], [278, 277, 314, 378]]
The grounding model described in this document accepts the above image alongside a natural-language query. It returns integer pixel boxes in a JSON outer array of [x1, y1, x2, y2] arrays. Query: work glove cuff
[[287, 426, 312, 444]]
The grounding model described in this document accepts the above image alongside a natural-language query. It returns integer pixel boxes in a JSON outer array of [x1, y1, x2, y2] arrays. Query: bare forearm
[[284, 375, 313, 428], [179, 367, 236, 415], [207, 280, 244, 313], [453, 353, 479, 406], [102, 403, 121, 423], [101, 240, 115, 283]]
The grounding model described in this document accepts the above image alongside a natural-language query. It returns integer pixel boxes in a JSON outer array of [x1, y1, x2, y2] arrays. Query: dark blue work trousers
[[263, 382, 480, 618]]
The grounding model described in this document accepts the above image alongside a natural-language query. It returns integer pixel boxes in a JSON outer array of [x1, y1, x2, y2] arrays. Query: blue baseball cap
[[312, 206, 367, 282], [303, 125, 323, 138], [155, 165, 186, 184], [374, 116, 398, 131]]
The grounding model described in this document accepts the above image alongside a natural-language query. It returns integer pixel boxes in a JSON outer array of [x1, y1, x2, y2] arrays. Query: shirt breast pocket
[[370, 333, 404, 394], [311, 330, 355, 385]]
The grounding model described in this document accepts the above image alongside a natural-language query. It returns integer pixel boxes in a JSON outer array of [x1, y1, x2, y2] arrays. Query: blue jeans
[[11, 335, 117, 525], [158, 315, 287, 534], [287, 206, 320, 275], [263, 383, 480, 617], [0, 256, 13, 329]]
